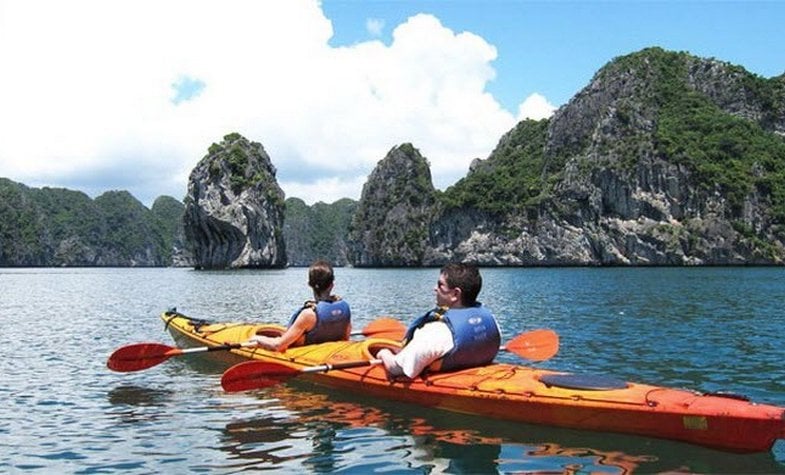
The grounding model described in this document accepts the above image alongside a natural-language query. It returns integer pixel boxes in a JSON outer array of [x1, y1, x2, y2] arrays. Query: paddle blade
[[107, 343, 178, 372], [361, 317, 406, 339], [504, 329, 559, 361], [221, 361, 300, 392]]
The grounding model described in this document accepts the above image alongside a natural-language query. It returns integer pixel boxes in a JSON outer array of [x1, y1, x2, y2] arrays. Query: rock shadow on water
[[106, 385, 175, 424], [108, 385, 174, 407], [219, 415, 309, 469], [163, 352, 236, 375]]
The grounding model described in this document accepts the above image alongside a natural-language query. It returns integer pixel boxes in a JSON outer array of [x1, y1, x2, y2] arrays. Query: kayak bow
[[108, 316, 406, 372]]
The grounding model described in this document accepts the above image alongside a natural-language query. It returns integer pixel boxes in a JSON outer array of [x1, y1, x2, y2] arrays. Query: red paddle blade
[[504, 329, 559, 361], [221, 361, 300, 392], [107, 343, 178, 372], [361, 317, 406, 338]]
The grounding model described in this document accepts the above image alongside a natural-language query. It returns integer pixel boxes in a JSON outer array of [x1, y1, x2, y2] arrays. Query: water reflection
[[107, 385, 174, 407], [222, 416, 305, 467], [217, 384, 664, 474], [13, 267, 781, 474], [130, 324, 785, 473], [106, 385, 176, 425], [99, 349, 785, 473]]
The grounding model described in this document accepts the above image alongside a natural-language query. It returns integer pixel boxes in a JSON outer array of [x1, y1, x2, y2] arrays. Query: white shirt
[[392, 320, 454, 378]]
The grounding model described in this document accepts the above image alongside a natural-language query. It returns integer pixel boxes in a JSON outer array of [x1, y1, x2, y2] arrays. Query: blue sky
[[0, 0, 782, 207], [324, 0, 783, 110]]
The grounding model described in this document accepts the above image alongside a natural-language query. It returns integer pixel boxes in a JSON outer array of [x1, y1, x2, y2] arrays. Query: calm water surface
[[2, 267, 784, 473]]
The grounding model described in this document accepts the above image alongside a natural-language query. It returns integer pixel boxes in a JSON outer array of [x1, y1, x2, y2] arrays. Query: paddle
[[354, 317, 405, 339], [222, 359, 383, 392], [107, 341, 262, 373], [220, 328, 559, 392], [106, 318, 405, 373], [349, 318, 559, 360], [501, 328, 559, 361]]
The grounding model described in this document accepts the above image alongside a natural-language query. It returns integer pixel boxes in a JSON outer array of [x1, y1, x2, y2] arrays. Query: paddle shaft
[[172, 341, 258, 356], [220, 359, 382, 391], [168, 327, 553, 360], [108, 317, 403, 373], [220, 328, 559, 391], [177, 322, 394, 354], [367, 323, 559, 361], [299, 359, 382, 374], [286, 327, 555, 373]]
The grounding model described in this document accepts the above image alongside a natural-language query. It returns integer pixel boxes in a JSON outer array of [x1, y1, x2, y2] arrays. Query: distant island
[[2, 47, 784, 268]]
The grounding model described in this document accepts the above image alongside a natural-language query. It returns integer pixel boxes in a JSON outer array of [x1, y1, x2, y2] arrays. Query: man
[[378, 263, 500, 379]]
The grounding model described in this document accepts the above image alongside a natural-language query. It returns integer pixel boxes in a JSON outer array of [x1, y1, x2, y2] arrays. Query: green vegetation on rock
[[0, 178, 184, 266], [284, 197, 357, 266], [440, 119, 550, 214], [4, 48, 785, 267]]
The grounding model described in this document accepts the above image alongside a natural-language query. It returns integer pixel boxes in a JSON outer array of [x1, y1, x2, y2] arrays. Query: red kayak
[[109, 311, 785, 453]]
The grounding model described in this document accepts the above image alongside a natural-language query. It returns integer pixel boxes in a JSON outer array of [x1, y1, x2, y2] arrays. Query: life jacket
[[288, 296, 351, 345], [403, 304, 500, 373]]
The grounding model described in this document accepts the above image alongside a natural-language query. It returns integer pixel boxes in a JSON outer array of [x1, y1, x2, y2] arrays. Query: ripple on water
[[2, 267, 785, 473]]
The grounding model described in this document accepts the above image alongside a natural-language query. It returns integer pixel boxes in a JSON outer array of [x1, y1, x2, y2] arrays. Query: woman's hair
[[441, 263, 482, 306], [308, 259, 335, 292]]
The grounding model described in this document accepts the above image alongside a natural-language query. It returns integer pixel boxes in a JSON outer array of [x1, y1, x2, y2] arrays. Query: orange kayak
[[162, 311, 785, 453]]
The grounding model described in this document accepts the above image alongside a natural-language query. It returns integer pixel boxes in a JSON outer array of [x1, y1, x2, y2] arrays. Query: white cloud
[[366, 18, 385, 37], [280, 175, 369, 206], [517, 93, 557, 121], [0, 0, 524, 206]]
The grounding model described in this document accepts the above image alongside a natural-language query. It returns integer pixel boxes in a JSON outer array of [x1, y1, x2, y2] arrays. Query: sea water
[[1, 266, 784, 473]]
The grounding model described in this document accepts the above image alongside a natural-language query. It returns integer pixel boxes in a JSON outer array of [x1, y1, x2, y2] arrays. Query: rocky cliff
[[284, 197, 356, 266], [0, 178, 185, 266], [183, 133, 286, 269], [426, 48, 785, 265], [347, 144, 437, 266], [4, 48, 784, 268], [150, 195, 193, 267]]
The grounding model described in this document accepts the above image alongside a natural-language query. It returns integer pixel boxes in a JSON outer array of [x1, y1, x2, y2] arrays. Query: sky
[[0, 1, 783, 207]]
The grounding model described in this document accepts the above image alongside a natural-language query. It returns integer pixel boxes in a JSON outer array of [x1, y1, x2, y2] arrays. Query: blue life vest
[[403, 304, 500, 372], [288, 297, 351, 345]]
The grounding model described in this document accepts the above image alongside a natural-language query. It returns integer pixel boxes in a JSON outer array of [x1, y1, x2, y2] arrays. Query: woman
[[250, 260, 351, 351]]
